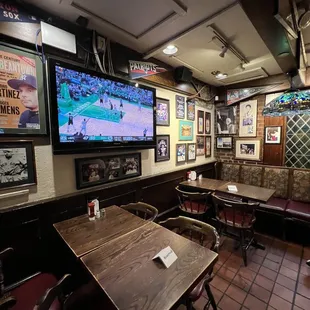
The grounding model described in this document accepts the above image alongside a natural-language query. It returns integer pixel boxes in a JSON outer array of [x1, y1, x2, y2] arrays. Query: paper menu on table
[[227, 185, 238, 192]]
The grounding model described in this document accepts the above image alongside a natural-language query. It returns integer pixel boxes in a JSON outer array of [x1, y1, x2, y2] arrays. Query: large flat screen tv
[[48, 58, 156, 154]]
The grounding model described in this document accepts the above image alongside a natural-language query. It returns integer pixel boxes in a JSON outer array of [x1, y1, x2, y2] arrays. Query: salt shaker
[[96, 210, 101, 219]]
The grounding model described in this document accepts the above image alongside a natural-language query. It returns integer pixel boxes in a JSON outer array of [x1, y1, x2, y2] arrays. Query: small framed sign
[[176, 95, 185, 119], [187, 99, 195, 121], [205, 112, 211, 135], [179, 120, 194, 141], [216, 136, 233, 149], [176, 143, 186, 164], [197, 110, 204, 134], [205, 136, 212, 158], [187, 143, 196, 162], [155, 135, 170, 162], [156, 97, 170, 126], [196, 135, 205, 156]]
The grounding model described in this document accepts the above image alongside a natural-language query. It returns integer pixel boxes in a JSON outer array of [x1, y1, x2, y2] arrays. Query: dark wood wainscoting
[[0, 162, 216, 284]]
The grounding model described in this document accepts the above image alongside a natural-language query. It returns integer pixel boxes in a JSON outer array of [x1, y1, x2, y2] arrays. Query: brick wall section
[[214, 94, 265, 164]]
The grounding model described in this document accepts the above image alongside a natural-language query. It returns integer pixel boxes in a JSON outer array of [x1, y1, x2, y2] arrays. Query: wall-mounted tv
[[48, 58, 156, 154]]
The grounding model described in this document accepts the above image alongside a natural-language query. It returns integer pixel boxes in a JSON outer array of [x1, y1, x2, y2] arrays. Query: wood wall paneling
[[263, 116, 287, 166]]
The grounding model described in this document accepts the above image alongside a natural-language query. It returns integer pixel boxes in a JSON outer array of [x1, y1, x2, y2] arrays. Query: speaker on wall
[[174, 66, 193, 83]]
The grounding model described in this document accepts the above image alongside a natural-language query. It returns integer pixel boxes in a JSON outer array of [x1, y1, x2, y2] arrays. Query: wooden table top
[[53, 205, 147, 258], [81, 221, 218, 310], [180, 178, 230, 191], [216, 182, 276, 203]]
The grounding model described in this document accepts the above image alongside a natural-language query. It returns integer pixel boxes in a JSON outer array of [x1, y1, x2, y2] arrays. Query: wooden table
[[81, 221, 218, 310], [54, 205, 147, 258], [216, 181, 275, 203], [179, 178, 229, 192]]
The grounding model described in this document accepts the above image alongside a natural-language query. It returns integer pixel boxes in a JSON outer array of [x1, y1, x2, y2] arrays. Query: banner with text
[[129, 60, 166, 79]]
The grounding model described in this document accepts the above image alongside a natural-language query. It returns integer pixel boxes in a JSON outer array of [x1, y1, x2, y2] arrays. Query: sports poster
[[0, 44, 47, 135]]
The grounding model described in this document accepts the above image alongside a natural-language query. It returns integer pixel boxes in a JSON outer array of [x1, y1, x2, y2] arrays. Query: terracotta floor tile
[[298, 273, 310, 286], [279, 265, 298, 281], [293, 306, 303, 310], [232, 274, 252, 292], [272, 283, 294, 303], [210, 286, 223, 304], [299, 265, 310, 276], [230, 253, 244, 264], [295, 294, 310, 310], [218, 294, 241, 310], [266, 253, 283, 264], [267, 307, 276, 310], [210, 275, 230, 293], [254, 274, 275, 292], [193, 296, 208, 310], [247, 261, 260, 273], [249, 283, 271, 303], [284, 252, 300, 264], [226, 284, 247, 304], [259, 266, 277, 281], [276, 274, 296, 291], [253, 248, 268, 258], [243, 294, 267, 310], [263, 258, 280, 272], [214, 263, 222, 273], [269, 294, 292, 310], [269, 247, 285, 258], [297, 282, 310, 299], [223, 258, 241, 273], [281, 258, 299, 272], [217, 266, 236, 282], [238, 267, 257, 282], [249, 254, 264, 265]]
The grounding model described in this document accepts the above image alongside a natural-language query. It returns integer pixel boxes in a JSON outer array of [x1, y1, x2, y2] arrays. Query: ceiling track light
[[219, 46, 228, 58], [239, 62, 246, 71]]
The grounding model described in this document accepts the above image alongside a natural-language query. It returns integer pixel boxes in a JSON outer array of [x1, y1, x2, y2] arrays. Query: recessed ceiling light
[[163, 45, 178, 55], [216, 72, 228, 79]]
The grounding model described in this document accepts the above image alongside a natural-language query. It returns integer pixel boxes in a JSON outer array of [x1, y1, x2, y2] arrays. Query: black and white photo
[[0, 141, 36, 190], [75, 153, 141, 189], [216, 107, 237, 134], [239, 100, 257, 137], [155, 135, 170, 162]]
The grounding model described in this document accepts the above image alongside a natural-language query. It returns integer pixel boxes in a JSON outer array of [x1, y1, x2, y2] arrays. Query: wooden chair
[[0, 247, 71, 310], [175, 186, 212, 221], [211, 193, 259, 266], [120, 202, 158, 222], [159, 216, 220, 310]]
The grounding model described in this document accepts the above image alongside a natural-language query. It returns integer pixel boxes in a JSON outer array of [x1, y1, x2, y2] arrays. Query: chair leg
[[205, 284, 217, 310], [186, 299, 194, 310], [240, 230, 247, 266]]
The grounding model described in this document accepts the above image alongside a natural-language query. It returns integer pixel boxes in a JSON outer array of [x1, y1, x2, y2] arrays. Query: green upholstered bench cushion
[[240, 165, 263, 187], [263, 167, 289, 199], [291, 170, 310, 203], [221, 163, 240, 182]]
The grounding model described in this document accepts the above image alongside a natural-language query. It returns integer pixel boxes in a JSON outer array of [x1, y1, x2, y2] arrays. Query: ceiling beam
[[239, 0, 298, 74], [167, 0, 188, 16]]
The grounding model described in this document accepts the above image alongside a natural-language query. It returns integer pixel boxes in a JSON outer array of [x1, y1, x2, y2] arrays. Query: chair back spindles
[[175, 186, 211, 216], [212, 193, 258, 229], [120, 202, 158, 222]]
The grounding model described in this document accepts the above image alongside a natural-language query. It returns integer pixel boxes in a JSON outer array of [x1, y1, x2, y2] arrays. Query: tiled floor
[[192, 234, 310, 310]]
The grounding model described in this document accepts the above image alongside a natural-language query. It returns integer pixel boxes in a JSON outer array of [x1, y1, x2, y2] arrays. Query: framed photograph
[[155, 135, 170, 162], [235, 139, 261, 161], [75, 153, 141, 189], [179, 120, 194, 141], [176, 143, 186, 164], [0, 141, 36, 190], [176, 95, 185, 119], [205, 112, 211, 134], [265, 126, 282, 144], [239, 100, 257, 137], [187, 99, 195, 121], [205, 136, 212, 158], [0, 43, 48, 135], [196, 135, 205, 156], [197, 110, 204, 134], [187, 143, 196, 162], [156, 97, 170, 126], [216, 136, 233, 149], [216, 106, 237, 134]]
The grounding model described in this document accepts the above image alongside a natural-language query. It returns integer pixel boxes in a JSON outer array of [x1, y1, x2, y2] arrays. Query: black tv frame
[[48, 58, 157, 154]]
